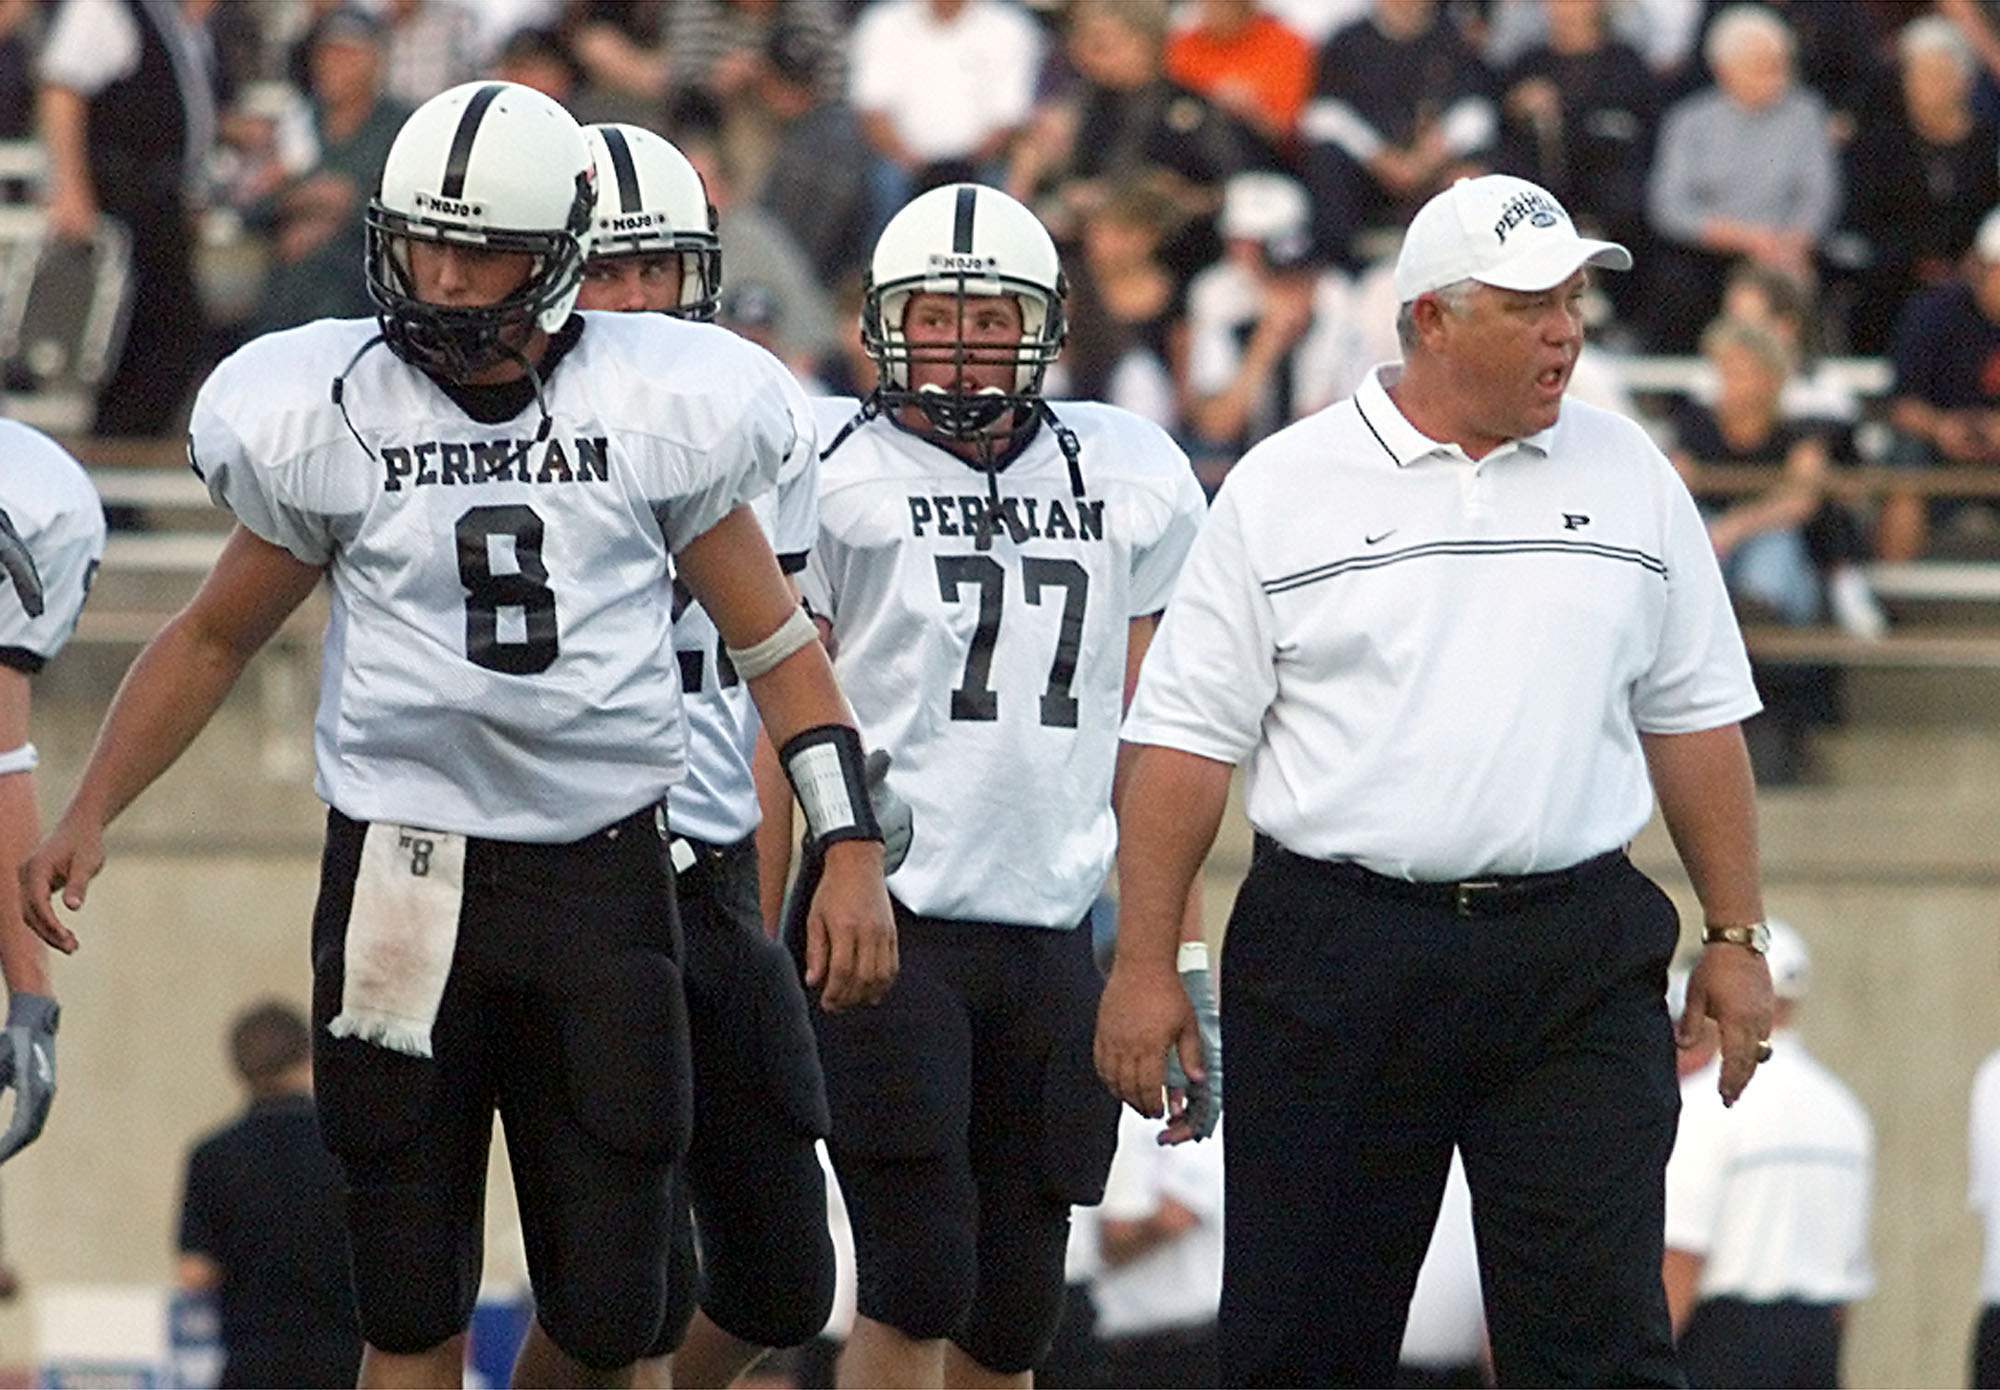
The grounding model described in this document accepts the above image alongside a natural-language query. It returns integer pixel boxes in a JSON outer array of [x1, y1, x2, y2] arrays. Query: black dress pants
[[1217, 838, 1684, 1388]]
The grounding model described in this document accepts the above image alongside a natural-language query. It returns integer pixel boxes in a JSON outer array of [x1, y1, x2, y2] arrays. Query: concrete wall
[[1, 652, 1997, 1386]]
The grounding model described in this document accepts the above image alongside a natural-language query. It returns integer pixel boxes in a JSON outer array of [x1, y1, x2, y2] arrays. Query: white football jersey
[[664, 376, 819, 846], [190, 313, 795, 842], [803, 400, 1205, 928], [0, 421, 105, 667]]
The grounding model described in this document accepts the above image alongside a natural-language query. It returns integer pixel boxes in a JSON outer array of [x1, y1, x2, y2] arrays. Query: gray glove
[[0, 993, 58, 1164], [864, 749, 912, 875], [1163, 946, 1222, 1140]]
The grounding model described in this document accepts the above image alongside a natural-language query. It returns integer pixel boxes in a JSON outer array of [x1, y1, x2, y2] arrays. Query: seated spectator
[[249, 9, 409, 333], [1057, 177, 1189, 430], [1670, 317, 1837, 630], [1645, 4, 1840, 351], [664, 0, 847, 201], [1878, 208, 2000, 562], [1163, 0, 1315, 166], [1681, 263, 1863, 433], [1671, 315, 1880, 779], [1298, 0, 1497, 273], [1008, 0, 1252, 276], [377, 0, 480, 109], [1840, 15, 1998, 355], [758, 25, 871, 289], [487, 25, 581, 106], [562, 0, 670, 127], [1181, 171, 1371, 491], [849, 0, 1043, 239], [678, 125, 841, 378], [1494, 0, 1658, 333]]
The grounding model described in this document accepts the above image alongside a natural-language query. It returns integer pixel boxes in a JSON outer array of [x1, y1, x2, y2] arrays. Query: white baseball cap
[[1393, 174, 1631, 304]]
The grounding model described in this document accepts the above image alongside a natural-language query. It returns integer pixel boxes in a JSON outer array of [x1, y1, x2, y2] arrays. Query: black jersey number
[[670, 575, 740, 694], [935, 554, 1088, 728], [456, 505, 558, 675]]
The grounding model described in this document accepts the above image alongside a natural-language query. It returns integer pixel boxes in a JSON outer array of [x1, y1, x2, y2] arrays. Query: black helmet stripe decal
[[598, 125, 643, 215], [441, 83, 505, 199], [953, 185, 977, 253]]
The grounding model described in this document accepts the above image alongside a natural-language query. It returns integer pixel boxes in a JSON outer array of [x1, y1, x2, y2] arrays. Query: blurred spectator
[[1009, 0, 1251, 278], [849, 0, 1043, 239], [1493, 0, 1658, 332], [1163, 0, 1316, 165], [1644, 4, 1840, 351], [664, 0, 847, 202], [562, 0, 670, 126], [1687, 0, 1885, 137], [249, 9, 409, 333], [177, 999, 360, 1388], [679, 128, 840, 376], [378, 0, 480, 108], [488, 24, 580, 106], [1670, 316, 1880, 782], [1663, 920, 1874, 1388], [0, 1, 36, 141], [1298, 0, 1498, 274], [1182, 171, 1371, 490], [1058, 176, 1187, 429], [1090, 1106, 1224, 1389], [1710, 262, 1860, 430], [38, 0, 222, 437], [1877, 208, 2000, 562], [1839, 15, 1999, 355], [758, 25, 871, 288], [1482, 0, 1702, 78]]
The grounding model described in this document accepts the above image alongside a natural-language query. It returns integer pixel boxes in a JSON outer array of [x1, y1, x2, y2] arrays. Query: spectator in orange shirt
[[1164, 0, 1314, 163]]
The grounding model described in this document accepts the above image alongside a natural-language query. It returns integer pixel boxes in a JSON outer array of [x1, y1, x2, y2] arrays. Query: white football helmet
[[582, 123, 722, 321], [862, 182, 1067, 441], [365, 81, 595, 379]]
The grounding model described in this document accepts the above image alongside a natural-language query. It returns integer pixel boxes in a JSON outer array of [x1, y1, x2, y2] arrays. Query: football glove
[[1163, 943, 1222, 1140], [864, 749, 912, 876], [0, 993, 58, 1164]]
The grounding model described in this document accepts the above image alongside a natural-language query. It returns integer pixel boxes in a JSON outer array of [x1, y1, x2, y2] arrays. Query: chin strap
[[1039, 400, 1085, 498], [819, 391, 882, 461], [331, 333, 553, 469]]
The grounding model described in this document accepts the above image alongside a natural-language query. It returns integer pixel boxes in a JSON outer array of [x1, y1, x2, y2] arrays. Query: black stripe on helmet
[[598, 126, 643, 215], [953, 185, 977, 254], [441, 83, 505, 200]]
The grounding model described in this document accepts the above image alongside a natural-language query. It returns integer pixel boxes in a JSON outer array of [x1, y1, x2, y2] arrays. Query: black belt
[[1263, 836, 1627, 918]]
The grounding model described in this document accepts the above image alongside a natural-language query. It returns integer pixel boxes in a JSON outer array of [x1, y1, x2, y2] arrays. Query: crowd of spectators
[[25, 0, 2000, 611]]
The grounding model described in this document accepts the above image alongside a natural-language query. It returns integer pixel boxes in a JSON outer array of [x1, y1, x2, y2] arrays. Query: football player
[[574, 121, 876, 1390], [0, 426, 103, 1168], [800, 183, 1207, 1387], [21, 83, 894, 1387]]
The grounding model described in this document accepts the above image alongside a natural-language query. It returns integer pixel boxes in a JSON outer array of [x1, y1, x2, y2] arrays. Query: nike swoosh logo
[[1365, 530, 1397, 545]]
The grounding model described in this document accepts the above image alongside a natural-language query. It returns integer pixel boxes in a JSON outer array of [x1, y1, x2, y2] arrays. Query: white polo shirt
[[1665, 1032, 1875, 1305], [1967, 1049, 2000, 1303], [1123, 365, 1760, 880]]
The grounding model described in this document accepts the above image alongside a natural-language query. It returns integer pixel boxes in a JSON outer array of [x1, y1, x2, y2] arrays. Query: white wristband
[[1177, 941, 1209, 973], [725, 605, 817, 681], [0, 742, 39, 776]]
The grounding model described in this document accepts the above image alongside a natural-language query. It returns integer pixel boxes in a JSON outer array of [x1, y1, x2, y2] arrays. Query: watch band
[[1702, 921, 1770, 953]]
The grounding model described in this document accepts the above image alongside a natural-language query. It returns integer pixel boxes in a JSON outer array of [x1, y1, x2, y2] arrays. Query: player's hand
[[863, 750, 913, 876], [1096, 961, 1202, 1139], [1162, 951, 1222, 1141], [1681, 941, 1773, 1107], [20, 813, 106, 955], [806, 838, 897, 1011], [0, 993, 58, 1164]]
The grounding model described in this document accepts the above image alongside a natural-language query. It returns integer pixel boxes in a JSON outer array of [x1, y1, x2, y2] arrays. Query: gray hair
[[1704, 4, 1793, 72], [1900, 14, 1976, 80], [1395, 278, 1480, 350]]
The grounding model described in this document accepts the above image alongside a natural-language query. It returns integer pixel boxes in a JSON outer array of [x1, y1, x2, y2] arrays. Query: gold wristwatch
[[1702, 921, 1770, 953]]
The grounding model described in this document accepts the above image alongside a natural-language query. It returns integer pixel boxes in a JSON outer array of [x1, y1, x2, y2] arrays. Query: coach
[[1097, 174, 1776, 1388]]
